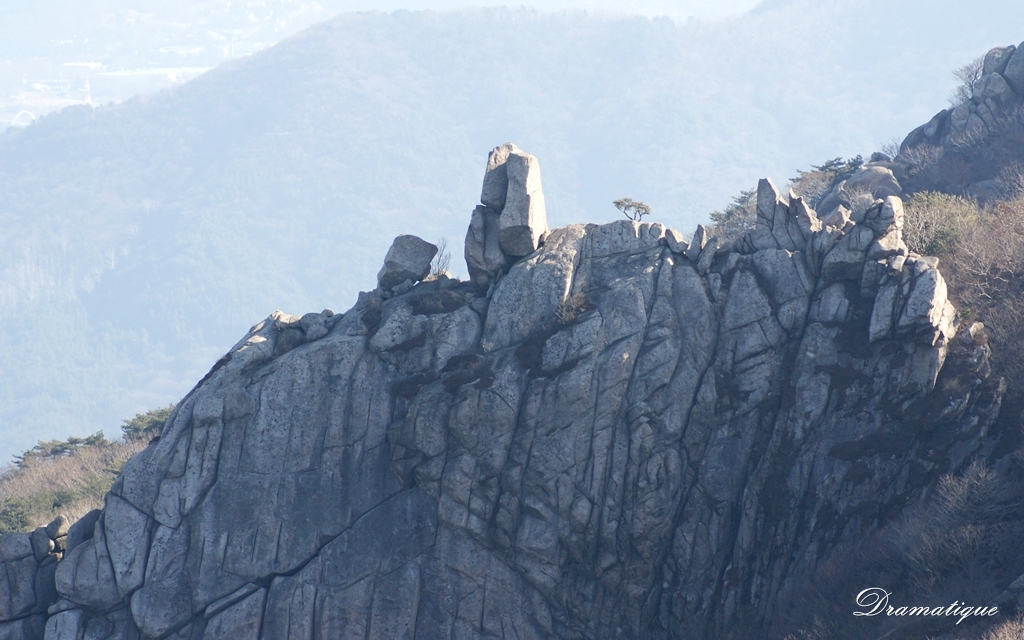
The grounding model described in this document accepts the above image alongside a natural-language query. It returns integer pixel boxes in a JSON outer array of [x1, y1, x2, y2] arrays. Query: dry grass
[[978, 614, 1024, 640], [902, 192, 982, 257], [781, 462, 1024, 640], [0, 440, 146, 532], [555, 291, 590, 325]]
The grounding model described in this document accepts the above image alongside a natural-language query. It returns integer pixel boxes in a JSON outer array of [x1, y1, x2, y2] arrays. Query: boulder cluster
[[906, 43, 1024, 151], [0, 516, 69, 638], [0, 144, 1008, 639]]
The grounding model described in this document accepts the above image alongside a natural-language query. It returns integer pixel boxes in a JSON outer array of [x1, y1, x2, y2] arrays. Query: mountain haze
[[1, 2, 1022, 460]]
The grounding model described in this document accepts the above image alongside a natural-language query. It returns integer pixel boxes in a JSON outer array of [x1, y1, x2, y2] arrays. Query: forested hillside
[[0, 1, 1021, 460]]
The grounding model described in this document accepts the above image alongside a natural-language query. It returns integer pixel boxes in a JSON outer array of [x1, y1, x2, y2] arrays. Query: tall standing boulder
[[466, 143, 548, 285], [499, 150, 548, 257], [1003, 42, 1024, 95], [477, 142, 549, 258]]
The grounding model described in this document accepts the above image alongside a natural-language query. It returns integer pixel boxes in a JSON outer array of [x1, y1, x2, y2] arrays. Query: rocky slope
[[0, 145, 1007, 639], [894, 41, 1024, 200], [793, 42, 1024, 224]]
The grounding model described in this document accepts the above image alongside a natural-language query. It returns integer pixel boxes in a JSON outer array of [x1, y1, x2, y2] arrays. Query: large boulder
[[1004, 42, 1024, 95], [982, 45, 1015, 76], [816, 164, 902, 219], [493, 146, 549, 257], [845, 164, 902, 198], [376, 234, 438, 292], [977, 71, 1015, 105], [468, 143, 550, 283]]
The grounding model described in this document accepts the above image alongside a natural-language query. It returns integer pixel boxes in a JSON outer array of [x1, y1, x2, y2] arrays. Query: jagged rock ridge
[[0, 145, 1005, 639]]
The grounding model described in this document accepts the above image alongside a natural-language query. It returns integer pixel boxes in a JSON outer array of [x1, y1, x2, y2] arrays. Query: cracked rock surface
[[4, 160, 1006, 639]]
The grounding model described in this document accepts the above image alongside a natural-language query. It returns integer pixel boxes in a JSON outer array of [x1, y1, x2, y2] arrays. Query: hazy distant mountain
[[0, 2, 1020, 461], [0, 1, 757, 128]]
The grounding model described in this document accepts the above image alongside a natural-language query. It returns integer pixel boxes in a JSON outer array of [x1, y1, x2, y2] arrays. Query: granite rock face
[[4, 153, 1006, 640]]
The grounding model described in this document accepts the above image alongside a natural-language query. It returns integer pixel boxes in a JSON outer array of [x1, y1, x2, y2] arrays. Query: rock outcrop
[[895, 41, 1024, 200], [479, 142, 549, 258], [0, 147, 1006, 639], [815, 164, 903, 221]]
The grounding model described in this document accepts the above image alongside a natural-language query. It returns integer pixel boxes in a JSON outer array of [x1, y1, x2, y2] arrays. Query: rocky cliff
[[0, 145, 1006, 639]]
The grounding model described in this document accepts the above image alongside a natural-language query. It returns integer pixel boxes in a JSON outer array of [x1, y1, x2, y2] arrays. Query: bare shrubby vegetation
[[890, 464, 1024, 597], [783, 462, 1024, 640], [0, 440, 146, 533], [901, 192, 983, 257], [430, 238, 452, 278], [555, 291, 590, 325], [950, 55, 985, 106], [978, 615, 1024, 640], [0, 405, 171, 533], [998, 163, 1024, 198], [880, 136, 903, 159], [903, 191, 1024, 389], [899, 142, 946, 188]]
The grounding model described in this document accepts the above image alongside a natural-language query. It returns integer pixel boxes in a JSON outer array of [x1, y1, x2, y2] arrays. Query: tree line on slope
[[0, 405, 173, 534]]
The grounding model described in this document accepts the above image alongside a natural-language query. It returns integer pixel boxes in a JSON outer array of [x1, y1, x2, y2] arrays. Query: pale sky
[[320, 0, 762, 20]]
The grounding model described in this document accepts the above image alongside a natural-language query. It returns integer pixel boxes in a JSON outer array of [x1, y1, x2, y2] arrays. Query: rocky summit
[[0, 144, 1006, 639]]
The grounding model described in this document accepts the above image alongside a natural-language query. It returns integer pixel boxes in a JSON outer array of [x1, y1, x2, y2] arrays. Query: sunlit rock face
[[6, 147, 1003, 640]]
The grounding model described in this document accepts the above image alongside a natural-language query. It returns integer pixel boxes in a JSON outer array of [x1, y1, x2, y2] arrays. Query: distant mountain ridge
[[1, 2, 1022, 460]]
